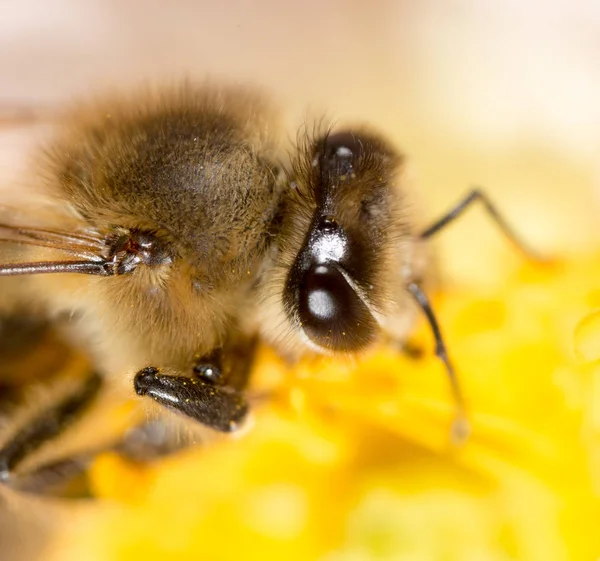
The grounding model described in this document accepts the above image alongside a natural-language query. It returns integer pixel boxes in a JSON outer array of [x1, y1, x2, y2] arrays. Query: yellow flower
[[45, 255, 600, 561]]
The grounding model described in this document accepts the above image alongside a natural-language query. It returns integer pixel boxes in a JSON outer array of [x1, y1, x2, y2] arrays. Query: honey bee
[[0, 83, 538, 494]]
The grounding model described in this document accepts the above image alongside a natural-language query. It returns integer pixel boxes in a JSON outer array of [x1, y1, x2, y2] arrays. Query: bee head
[[276, 128, 414, 354]]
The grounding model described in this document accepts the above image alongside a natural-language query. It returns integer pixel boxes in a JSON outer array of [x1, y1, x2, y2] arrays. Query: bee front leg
[[419, 187, 545, 261], [115, 418, 189, 462], [0, 372, 102, 493], [134, 335, 257, 433], [134, 367, 249, 433], [407, 282, 470, 443]]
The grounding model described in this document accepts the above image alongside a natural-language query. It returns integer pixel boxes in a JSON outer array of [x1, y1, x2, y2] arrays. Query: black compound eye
[[323, 131, 362, 159], [319, 131, 364, 179], [297, 263, 377, 352]]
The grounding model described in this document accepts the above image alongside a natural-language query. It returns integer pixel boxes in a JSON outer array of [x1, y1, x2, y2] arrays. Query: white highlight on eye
[[308, 289, 335, 320], [336, 146, 353, 158], [312, 231, 346, 263]]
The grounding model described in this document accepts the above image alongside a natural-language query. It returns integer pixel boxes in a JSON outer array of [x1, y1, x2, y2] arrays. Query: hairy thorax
[[9, 84, 284, 384]]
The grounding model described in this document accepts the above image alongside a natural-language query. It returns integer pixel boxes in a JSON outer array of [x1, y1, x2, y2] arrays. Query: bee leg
[[115, 419, 189, 462], [0, 372, 102, 492], [420, 188, 543, 261], [407, 282, 470, 443], [5, 455, 95, 496], [134, 367, 248, 433], [134, 334, 258, 434]]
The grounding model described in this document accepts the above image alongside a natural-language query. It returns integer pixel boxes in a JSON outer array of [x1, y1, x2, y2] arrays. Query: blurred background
[[0, 1, 599, 560], [1, 0, 599, 284]]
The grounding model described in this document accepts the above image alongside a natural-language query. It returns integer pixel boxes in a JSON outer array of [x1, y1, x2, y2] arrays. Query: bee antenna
[[0, 259, 114, 277]]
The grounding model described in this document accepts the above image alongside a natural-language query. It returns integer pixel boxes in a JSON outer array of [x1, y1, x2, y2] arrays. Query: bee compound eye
[[297, 263, 377, 352], [317, 130, 366, 182], [323, 131, 361, 160]]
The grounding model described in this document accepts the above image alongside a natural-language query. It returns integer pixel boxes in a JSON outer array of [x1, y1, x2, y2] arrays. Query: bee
[[254, 128, 540, 433], [0, 84, 539, 495]]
